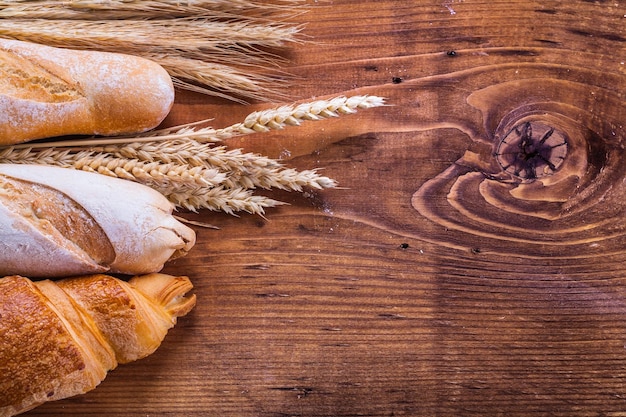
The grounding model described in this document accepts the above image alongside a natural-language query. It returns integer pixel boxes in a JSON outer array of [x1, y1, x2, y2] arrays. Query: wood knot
[[495, 121, 568, 181]]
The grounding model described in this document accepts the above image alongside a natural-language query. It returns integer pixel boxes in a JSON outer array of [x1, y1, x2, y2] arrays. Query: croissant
[[0, 273, 196, 417]]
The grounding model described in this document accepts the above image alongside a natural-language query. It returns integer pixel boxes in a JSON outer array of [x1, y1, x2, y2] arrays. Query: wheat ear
[[0, 95, 386, 214]]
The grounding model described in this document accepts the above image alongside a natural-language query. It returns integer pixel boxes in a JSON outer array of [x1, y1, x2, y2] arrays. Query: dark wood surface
[[26, 0, 626, 416]]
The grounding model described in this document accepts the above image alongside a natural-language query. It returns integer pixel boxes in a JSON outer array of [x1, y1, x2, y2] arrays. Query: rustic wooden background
[[27, 0, 625, 416]]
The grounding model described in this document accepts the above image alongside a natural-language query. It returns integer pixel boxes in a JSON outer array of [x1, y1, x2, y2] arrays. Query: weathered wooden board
[[26, 0, 625, 416]]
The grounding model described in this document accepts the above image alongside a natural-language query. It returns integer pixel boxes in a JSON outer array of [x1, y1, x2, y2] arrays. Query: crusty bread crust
[[0, 38, 174, 144]]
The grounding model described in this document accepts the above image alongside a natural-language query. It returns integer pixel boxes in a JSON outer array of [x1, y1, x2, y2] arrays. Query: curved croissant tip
[[128, 273, 196, 318]]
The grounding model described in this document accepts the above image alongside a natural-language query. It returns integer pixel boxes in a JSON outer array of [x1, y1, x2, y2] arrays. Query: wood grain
[[25, 0, 625, 416]]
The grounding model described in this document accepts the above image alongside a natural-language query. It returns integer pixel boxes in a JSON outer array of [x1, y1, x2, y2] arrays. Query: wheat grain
[[0, 143, 287, 214], [0, 139, 337, 196], [99, 140, 338, 193], [0, 3, 384, 215]]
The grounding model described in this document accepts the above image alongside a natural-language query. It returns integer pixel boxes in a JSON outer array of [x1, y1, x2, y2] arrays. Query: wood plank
[[25, 0, 626, 416]]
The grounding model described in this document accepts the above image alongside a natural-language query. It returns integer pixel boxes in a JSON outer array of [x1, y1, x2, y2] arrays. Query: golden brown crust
[[56, 275, 146, 363], [34, 279, 117, 375], [57, 274, 174, 363], [0, 38, 174, 144]]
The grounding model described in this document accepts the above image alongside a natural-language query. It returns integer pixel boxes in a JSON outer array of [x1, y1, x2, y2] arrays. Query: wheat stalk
[[0, 96, 386, 215], [0, 0, 304, 101], [0, 19, 300, 59], [215, 95, 387, 138]]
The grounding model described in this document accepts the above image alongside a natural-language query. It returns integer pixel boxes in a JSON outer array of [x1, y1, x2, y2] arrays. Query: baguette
[[0, 38, 175, 144], [0, 164, 195, 277], [0, 272, 196, 417]]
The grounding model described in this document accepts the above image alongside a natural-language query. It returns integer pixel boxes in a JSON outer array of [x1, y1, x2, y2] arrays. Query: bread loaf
[[0, 164, 195, 277], [0, 38, 175, 145], [0, 272, 196, 417]]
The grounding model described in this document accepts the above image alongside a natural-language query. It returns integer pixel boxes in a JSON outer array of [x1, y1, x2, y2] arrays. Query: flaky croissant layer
[[0, 273, 196, 417]]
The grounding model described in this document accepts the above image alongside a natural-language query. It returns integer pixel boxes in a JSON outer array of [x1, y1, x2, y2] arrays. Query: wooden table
[[27, 0, 626, 415]]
